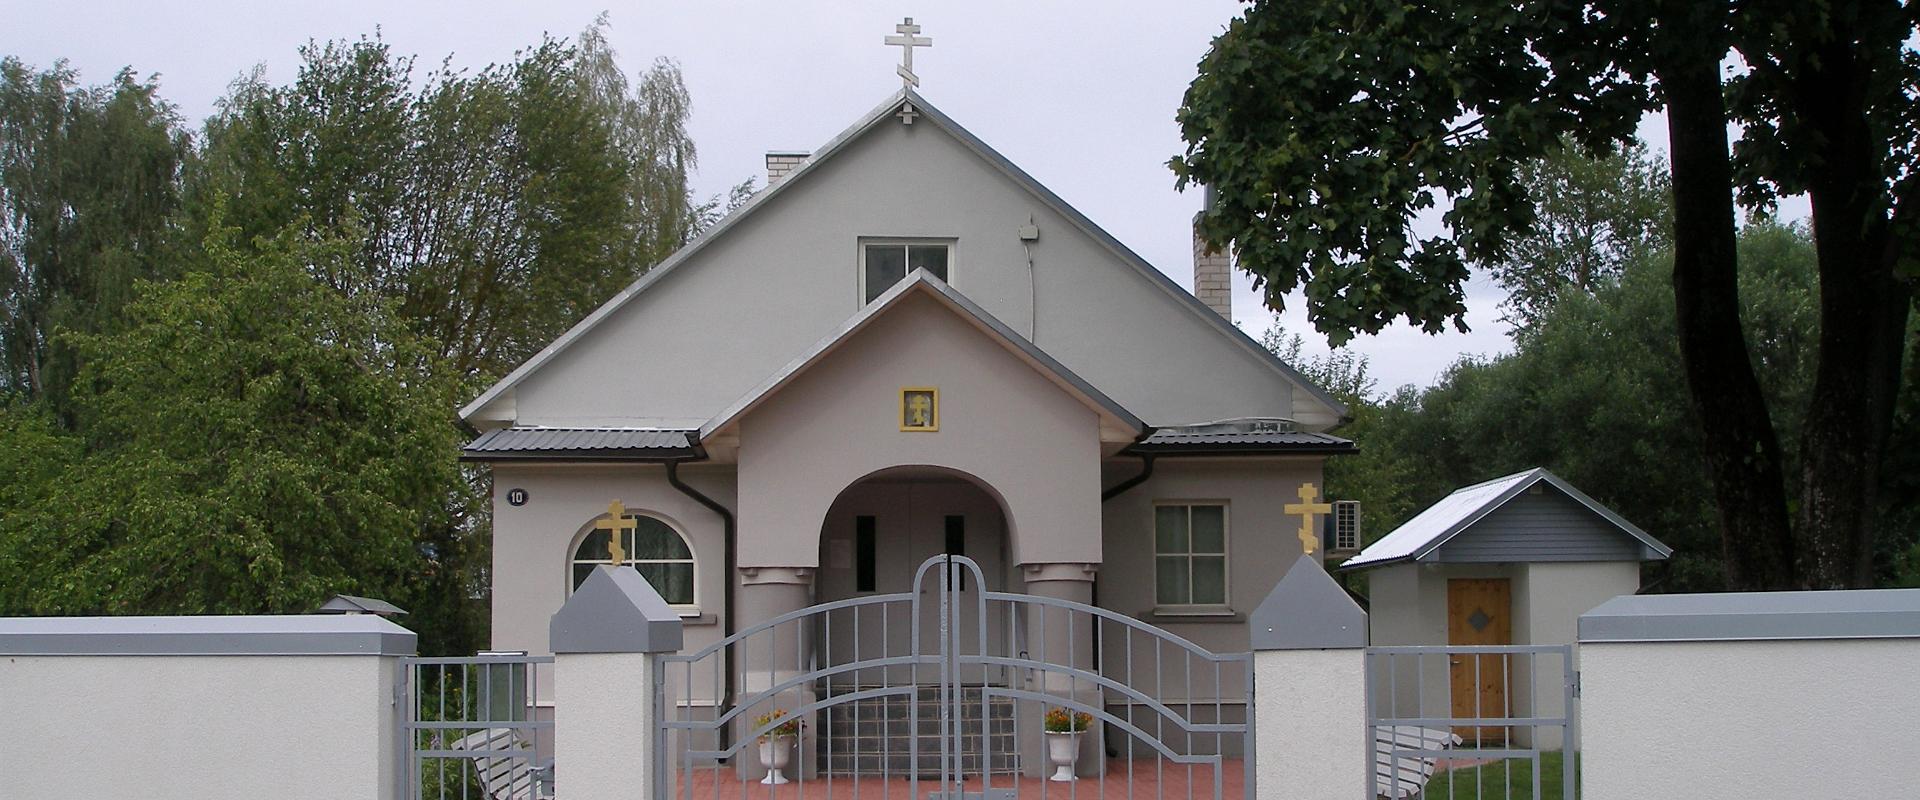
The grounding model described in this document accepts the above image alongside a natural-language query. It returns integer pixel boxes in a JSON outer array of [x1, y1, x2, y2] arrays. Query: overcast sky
[[5, 0, 1593, 392]]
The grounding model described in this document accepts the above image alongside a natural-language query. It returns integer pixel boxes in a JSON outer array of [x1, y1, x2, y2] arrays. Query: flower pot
[[1045, 731, 1081, 782], [758, 735, 794, 785]]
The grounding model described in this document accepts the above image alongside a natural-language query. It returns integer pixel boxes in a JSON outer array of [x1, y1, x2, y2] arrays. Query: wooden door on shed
[[1446, 577, 1512, 743]]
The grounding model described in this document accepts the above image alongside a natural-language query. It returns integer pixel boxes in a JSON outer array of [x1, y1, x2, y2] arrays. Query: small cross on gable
[[884, 17, 932, 89]]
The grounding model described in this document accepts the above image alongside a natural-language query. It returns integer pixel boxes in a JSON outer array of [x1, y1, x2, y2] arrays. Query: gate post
[[551, 565, 685, 800], [1248, 555, 1369, 800]]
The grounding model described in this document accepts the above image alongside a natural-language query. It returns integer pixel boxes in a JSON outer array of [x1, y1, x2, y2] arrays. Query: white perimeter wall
[[1581, 637, 1920, 800], [2, 653, 397, 800]]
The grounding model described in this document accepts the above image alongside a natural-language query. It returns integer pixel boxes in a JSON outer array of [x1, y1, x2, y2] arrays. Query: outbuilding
[[1342, 467, 1670, 748]]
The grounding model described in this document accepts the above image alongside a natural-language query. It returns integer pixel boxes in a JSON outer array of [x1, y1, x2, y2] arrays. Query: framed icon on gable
[[901, 387, 938, 432]]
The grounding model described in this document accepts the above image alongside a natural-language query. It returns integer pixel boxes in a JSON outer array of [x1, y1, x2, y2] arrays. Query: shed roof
[[463, 427, 698, 462], [1338, 467, 1671, 571], [1131, 427, 1356, 455]]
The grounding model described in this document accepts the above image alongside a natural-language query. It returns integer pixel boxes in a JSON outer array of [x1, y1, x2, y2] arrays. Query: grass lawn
[[1422, 751, 1577, 800]]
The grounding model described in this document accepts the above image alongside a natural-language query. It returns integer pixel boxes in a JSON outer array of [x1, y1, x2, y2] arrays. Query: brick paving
[[677, 758, 1248, 800]]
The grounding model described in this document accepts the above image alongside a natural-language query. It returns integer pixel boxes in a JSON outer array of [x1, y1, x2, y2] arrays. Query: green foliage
[[0, 58, 188, 406], [188, 28, 659, 381], [1494, 139, 1672, 329], [0, 224, 474, 648], [1425, 751, 1574, 800]]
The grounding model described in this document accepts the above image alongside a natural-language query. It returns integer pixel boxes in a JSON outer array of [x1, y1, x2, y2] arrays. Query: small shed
[[1341, 468, 1670, 747]]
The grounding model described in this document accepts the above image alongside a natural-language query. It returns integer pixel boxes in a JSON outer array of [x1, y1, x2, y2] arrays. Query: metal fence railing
[[1365, 645, 1576, 799], [398, 653, 555, 800]]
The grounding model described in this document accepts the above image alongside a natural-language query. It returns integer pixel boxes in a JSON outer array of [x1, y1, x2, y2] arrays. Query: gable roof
[[1338, 467, 1672, 571], [460, 89, 1346, 425], [699, 269, 1146, 441]]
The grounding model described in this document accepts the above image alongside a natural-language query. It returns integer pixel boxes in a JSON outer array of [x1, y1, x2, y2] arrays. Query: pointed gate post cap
[[1250, 555, 1368, 650], [550, 565, 683, 654]]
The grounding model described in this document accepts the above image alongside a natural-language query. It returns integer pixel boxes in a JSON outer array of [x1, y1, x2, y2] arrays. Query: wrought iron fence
[[1365, 645, 1576, 799], [398, 653, 554, 800], [656, 555, 1252, 800]]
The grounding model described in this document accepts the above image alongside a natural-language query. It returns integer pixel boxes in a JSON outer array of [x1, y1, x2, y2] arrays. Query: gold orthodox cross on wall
[[1284, 483, 1333, 555], [595, 500, 638, 565]]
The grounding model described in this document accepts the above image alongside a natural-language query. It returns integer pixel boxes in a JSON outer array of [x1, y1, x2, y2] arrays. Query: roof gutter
[[664, 457, 740, 761]]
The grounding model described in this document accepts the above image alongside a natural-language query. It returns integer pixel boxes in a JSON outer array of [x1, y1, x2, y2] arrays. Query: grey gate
[[397, 652, 555, 800], [1366, 644, 1578, 799], [657, 554, 1252, 800]]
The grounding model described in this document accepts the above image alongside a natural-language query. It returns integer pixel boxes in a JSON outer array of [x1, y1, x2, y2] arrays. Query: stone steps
[[818, 684, 1021, 775]]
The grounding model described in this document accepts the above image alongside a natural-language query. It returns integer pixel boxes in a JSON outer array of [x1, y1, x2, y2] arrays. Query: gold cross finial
[[594, 500, 638, 565], [1283, 483, 1334, 555]]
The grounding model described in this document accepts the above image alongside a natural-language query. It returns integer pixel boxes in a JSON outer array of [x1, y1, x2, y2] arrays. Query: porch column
[[550, 565, 684, 800], [1020, 562, 1103, 778], [735, 566, 817, 780], [1248, 555, 1369, 800]]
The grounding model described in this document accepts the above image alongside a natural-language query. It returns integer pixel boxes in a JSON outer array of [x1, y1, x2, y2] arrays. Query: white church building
[[459, 63, 1354, 767]]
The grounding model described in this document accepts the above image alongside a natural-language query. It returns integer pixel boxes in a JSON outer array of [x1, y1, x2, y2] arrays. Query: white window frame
[[566, 510, 700, 614], [1152, 500, 1231, 613], [858, 237, 956, 304]]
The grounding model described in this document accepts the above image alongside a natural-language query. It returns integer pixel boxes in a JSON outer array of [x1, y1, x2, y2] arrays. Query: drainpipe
[[666, 457, 739, 759], [1094, 448, 1154, 755]]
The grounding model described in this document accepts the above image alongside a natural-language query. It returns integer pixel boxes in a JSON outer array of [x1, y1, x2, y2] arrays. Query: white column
[[550, 565, 684, 800], [1248, 554, 1371, 800]]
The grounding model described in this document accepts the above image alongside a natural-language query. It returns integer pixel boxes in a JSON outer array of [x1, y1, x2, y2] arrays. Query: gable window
[[1155, 503, 1227, 607], [862, 240, 951, 303], [570, 512, 696, 606]]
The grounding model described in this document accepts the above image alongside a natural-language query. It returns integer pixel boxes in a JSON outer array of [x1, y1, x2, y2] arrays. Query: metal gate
[[657, 554, 1252, 800], [396, 652, 555, 800], [1366, 644, 1578, 799]]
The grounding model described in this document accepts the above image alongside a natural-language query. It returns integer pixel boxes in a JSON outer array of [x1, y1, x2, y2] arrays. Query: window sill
[[677, 611, 719, 626], [1144, 606, 1242, 623]]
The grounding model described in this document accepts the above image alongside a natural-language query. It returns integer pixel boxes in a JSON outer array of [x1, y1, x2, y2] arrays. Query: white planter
[[1045, 731, 1082, 782], [758, 735, 794, 785]]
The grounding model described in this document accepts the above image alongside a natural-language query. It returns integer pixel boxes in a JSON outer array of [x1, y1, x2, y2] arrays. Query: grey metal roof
[[700, 270, 1146, 440], [462, 427, 698, 461], [1131, 428, 1357, 454], [315, 595, 408, 616], [1579, 588, 1920, 643], [0, 614, 417, 656], [460, 88, 1346, 425], [1339, 467, 1672, 571]]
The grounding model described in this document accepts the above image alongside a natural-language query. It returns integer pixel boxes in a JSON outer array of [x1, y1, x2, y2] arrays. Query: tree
[[188, 28, 659, 383], [1493, 139, 1672, 328], [0, 223, 478, 653], [1173, 0, 1918, 589], [0, 58, 187, 407]]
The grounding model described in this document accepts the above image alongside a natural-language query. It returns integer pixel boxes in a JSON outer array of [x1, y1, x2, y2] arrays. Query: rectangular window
[[862, 240, 951, 303], [1333, 500, 1362, 552], [856, 516, 877, 592], [1155, 503, 1227, 607]]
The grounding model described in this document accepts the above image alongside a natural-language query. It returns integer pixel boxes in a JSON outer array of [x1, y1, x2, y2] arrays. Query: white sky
[[6, 1, 1787, 393]]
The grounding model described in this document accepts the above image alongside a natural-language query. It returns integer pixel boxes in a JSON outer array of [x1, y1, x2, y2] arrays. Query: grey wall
[[1428, 486, 1648, 563], [484, 110, 1333, 430]]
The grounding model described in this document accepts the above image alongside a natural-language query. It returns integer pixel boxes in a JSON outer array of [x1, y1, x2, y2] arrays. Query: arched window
[[570, 512, 695, 606]]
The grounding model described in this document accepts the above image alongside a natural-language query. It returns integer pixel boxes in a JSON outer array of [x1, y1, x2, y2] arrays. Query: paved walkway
[[677, 758, 1248, 800]]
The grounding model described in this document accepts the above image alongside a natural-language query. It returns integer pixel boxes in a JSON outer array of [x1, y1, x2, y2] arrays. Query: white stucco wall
[[2, 654, 397, 800], [1581, 638, 1920, 800], [489, 463, 731, 704], [1099, 457, 1326, 670], [494, 108, 1329, 430], [734, 292, 1104, 568], [554, 652, 660, 800], [1253, 648, 1368, 800]]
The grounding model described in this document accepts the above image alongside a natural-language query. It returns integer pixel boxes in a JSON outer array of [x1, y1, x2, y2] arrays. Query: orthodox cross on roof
[[885, 17, 932, 89], [1284, 483, 1333, 555], [595, 500, 638, 565]]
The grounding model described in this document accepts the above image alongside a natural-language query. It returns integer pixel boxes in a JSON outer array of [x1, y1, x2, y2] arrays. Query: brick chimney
[[1192, 210, 1233, 323], [765, 151, 809, 186]]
